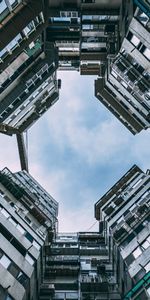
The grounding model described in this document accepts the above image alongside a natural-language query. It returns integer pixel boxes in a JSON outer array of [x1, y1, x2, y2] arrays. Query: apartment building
[[0, 0, 59, 133], [95, 0, 150, 134], [0, 167, 58, 300], [1, 0, 149, 135], [95, 164, 150, 300], [43, 232, 121, 300], [0, 164, 149, 299]]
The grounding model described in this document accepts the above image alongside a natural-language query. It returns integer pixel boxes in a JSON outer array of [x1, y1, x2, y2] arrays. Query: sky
[[0, 71, 150, 232]]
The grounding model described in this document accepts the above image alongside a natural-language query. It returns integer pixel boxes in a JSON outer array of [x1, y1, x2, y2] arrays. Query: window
[[33, 240, 40, 251], [0, 1, 7, 14], [6, 295, 14, 300], [0, 255, 11, 269], [133, 247, 142, 259], [0, 249, 3, 259], [25, 254, 34, 265], [136, 10, 149, 26], [147, 287, 150, 296], [24, 216, 31, 224], [6, 34, 22, 52], [141, 236, 150, 250], [111, 70, 118, 78], [140, 191, 149, 200], [144, 262, 150, 273], [17, 272, 28, 286], [10, 234, 26, 256], [0, 189, 4, 197], [1, 208, 10, 218], [0, 251, 28, 288], [4, 195, 11, 202], [142, 240, 149, 249], [121, 81, 128, 88], [16, 224, 25, 235], [127, 32, 140, 47], [143, 48, 150, 60], [8, 263, 20, 278], [147, 236, 150, 243], [25, 232, 33, 243], [23, 21, 35, 35], [131, 35, 140, 47], [82, 0, 95, 3], [132, 178, 142, 189]]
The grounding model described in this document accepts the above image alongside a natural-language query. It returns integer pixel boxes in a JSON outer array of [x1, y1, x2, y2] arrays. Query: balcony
[[81, 281, 109, 293], [39, 283, 55, 300], [124, 271, 150, 300], [79, 246, 108, 256], [45, 265, 80, 277], [54, 291, 78, 300]]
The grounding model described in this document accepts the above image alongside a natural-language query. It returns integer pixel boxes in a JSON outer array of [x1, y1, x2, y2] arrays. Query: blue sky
[[0, 71, 150, 232]]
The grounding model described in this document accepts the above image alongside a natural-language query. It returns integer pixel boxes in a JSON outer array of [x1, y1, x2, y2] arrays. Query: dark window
[[6, 107, 11, 113], [138, 204, 148, 215], [25, 232, 33, 243], [11, 239, 26, 256], [4, 195, 11, 202], [41, 71, 48, 79], [126, 215, 136, 226], [140, 45, 146, 54], [105, 206, 114, 216], [0, 224, 12, 241], [136, 65, 144, 73], [135, 224, 144, 234], [116, 62, 126, 72], [125, 253, 134, 265], [8, 263, 20, 278], [105, 24, 115, 34], [34, 77, 41, 85], [0, 285, 6, 300], [1, 111, 7, 118], [2, 79, 11, 88], [24, 216, 31, 224], [114, 197, 124, 206], [6, 296, 14, 300], [0, 87, 4, 93], [127, 71, 136, 82], [114, 227, 127, 240], [134, 269, 146, 283], [138, 82, 148, 92], [28, 84, 34, 91], [19, 91, 27, 100], [17, 272, 28, 287], [13, 98, 20, 106], [0, 224, 26, 256], [82, 0, 95, 3], [0, 249, 3, 259], [127, 31, 133, 41]]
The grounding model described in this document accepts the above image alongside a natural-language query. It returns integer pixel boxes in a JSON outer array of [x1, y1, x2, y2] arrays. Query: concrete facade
[[95, 0, 150, 134], [0, 164, 149, 299], [0, 167, 58, 300], [95, 165, 150, 300], [1, 0, 149, 137]]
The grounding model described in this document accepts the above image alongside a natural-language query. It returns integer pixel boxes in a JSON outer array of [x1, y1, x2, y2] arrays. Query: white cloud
[[29, 162, 69, 202], [27, 72, 150, 232], [43, 75, 130, 166], [0, 71, 150, 232], [129, 130, 150, 171], [0, 134, 20, 171], [59, 204, 98, 233]]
